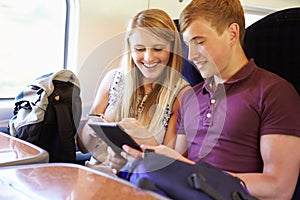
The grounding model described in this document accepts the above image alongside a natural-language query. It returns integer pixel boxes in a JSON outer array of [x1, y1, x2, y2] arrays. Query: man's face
[[183, 18, 231, 79]]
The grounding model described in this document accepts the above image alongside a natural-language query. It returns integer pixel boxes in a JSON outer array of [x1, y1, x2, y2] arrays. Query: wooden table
[[0, 132, 49, 167], [0, 163, 166, 200]]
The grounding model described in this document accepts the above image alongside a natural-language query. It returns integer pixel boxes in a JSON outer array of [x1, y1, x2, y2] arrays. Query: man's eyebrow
[[184, 35, 204, 43]]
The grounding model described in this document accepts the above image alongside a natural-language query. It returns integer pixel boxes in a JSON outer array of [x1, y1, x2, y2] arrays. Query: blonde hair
[[179, 0, 245, 44], [107, 9, 185, 136]]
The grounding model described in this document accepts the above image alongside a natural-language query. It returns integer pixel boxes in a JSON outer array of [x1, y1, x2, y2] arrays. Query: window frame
[[243, 5, 277, 27], [0, 0, 79, 123], [64, 0, 79, 72]]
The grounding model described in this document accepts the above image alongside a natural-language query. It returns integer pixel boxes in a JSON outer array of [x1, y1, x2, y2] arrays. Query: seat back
[[244, 7, 300, 95], [244, 8, 300, 200], [174, 19, 203, 86]]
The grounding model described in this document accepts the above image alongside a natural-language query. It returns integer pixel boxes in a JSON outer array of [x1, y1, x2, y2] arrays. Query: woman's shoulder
[[105, 68, 119, 78], [175, 78, 192, 98], [100, 68, 122, 85], [107, 68, 125, 104]]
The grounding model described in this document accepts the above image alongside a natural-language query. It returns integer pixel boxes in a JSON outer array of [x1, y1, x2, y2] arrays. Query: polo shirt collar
[[225, 58, 256, 85], [201, 59, 256, 94]]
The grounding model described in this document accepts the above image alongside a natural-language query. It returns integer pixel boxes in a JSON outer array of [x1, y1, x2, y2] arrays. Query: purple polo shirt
[[177, 59, 300, 173]]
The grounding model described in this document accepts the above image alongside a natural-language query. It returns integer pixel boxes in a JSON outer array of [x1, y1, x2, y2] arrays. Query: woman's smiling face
[[129, 28, 171, 83]]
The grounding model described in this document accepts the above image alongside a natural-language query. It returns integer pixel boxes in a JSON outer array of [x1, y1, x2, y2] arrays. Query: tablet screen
[[88, 122, 142, 155]]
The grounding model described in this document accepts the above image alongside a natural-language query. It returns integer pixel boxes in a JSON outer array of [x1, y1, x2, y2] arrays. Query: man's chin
[[199, 71, 209, 79]]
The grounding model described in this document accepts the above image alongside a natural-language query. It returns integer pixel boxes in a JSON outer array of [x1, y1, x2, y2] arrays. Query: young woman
[[77, 9, 190, 170]]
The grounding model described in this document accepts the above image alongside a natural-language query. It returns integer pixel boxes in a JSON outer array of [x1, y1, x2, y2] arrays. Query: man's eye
[[195, 40, 204, 45]]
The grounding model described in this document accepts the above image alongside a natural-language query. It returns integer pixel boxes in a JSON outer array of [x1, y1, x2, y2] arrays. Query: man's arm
[[234, 134, 300, 200]]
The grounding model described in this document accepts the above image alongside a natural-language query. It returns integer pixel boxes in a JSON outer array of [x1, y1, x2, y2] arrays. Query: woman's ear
[[228, 23, 240, 46]]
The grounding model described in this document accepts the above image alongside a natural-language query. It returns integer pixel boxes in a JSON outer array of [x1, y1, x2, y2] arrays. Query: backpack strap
[[53, 103, 76, 162], [137, 177, 167, 197], [187, 171, 257, 200], [188, 173, 225, 200]]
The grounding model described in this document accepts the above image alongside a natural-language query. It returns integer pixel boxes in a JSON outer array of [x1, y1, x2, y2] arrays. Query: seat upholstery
[[244, 7, 300, 200], [244, 7, 300, 95], [174, 19, 204, 86]]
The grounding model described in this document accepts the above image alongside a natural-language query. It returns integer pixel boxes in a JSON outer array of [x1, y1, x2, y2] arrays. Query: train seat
[[243, 7, 300, 200], [244, 7, 300, 95]]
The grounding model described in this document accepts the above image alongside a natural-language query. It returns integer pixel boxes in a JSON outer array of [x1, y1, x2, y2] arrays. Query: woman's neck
[[142, 83, 156, 95]]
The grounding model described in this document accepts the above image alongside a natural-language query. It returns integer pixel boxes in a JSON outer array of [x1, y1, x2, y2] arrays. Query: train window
[[0, 0, 78, 99], [243, 5, 276, 27], [245, 13, 266, 27]]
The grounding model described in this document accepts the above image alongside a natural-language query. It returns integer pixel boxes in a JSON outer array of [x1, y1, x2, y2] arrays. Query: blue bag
[[118, 151, 258, 200]]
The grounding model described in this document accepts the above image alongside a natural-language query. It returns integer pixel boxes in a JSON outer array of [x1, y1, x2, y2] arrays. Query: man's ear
[[228, 23, 240, 46]]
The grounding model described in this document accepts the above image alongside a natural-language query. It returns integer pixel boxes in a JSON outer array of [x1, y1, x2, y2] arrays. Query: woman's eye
[[154, 48, 163, 51], [135, 48, 145, 52]]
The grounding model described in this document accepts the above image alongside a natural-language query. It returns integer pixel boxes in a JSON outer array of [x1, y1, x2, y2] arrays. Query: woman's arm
[[163, 86, 191, 149], [77, 69, 116, 153]]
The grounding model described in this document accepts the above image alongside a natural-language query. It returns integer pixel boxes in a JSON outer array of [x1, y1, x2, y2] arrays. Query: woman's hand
[[105, 145, 143, 174], [77, 115, 108, 153], [105, 146, 127, 172], [117, 118, 159, 146], [120, 144, 143, 161]]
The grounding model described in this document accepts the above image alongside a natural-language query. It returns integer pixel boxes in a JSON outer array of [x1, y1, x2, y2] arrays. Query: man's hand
[[140, 144, 195, 165]]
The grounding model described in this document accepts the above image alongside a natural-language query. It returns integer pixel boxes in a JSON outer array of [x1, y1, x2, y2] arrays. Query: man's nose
[[188, 45, 198, 62]]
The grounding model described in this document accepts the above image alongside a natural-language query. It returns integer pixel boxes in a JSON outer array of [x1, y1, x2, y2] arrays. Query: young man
[[171, 0, 299, 199], [121, 0, 299, 199]]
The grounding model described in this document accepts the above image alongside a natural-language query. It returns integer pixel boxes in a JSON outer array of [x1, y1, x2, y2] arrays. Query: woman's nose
[[143, 48, 155, 62]]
